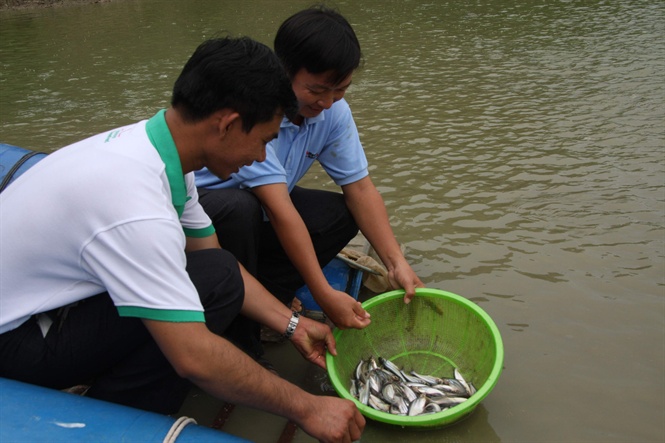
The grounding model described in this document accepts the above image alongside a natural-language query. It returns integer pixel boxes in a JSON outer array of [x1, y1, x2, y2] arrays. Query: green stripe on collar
[[146, 109, 187, 218]]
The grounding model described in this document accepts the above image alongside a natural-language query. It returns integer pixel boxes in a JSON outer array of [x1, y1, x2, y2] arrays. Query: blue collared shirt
[[195, 99, 368, 192]]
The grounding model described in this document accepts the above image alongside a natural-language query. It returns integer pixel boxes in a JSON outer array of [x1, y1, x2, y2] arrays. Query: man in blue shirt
[[196, 6, 424, 355]]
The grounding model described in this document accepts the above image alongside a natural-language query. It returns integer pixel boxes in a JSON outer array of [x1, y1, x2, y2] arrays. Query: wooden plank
[[210, 402, 236, 430], [276, 420, 299, 443]]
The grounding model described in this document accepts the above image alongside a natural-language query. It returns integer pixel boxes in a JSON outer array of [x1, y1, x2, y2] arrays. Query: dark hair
[[274, 5, 362, 85], [172, 36, 297, 132]]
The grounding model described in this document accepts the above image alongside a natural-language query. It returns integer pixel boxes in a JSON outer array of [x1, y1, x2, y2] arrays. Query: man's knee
[[187, 249, 244, 301], [199, 188, 262, 225]]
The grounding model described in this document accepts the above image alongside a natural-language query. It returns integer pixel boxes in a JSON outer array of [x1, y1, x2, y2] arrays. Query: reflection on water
[[1, 0, 663, 442]]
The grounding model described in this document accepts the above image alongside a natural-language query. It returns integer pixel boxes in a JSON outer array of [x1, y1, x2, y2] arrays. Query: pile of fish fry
[[350, 356, 476, 416]]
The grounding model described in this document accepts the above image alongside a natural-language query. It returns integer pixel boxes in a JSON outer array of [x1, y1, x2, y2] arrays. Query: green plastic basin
[[326, 288, 504, 428]]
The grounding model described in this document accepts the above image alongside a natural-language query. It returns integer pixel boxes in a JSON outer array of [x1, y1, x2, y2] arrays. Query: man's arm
[[185, 233, 221, 252], [237, 262, 338, 368], [182, 228, 346, 365], [252, 183, 370, 329], [342, 176, 424, 303], [143, 319, 364, 441]]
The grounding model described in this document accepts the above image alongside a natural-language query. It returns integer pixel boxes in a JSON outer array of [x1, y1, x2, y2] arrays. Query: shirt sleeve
[[317, 100, 369, 186], [181, 173, 215, 238], [80, 218, 205, 322], [231, 145, 288, 189]]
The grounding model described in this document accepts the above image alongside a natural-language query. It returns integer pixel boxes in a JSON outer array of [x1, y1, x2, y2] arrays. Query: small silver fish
[[350, 356, 476, 417], [375, 367, 399, 385], [412, 385, 447, 397], [454, 368, 473, 397], [435, 379, 468, 397], [358, 381, 370, 405], [401, 383, 418, 403], [368, 356, 379, 371], [431, 395, 467, 407], [410, 370, 443, 386], [390, 398, 409, 415], [468, 382, 477, 396], [368, 370, 382, 394], [400, 370, 423, 384], [369, 394, 391, 412], [408, 394, 427, 416], [379, 357, 406, 382], [349, 379, 358, 398], [354, 359, 367, 383], [381, 383, 399, 405]]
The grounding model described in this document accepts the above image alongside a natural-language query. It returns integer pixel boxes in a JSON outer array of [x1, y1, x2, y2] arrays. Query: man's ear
[[217, 110, 241, 138]]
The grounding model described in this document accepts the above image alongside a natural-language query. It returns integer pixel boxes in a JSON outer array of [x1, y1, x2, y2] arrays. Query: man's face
[[291, 69, 353, 119], [207, 112, 282, 180]]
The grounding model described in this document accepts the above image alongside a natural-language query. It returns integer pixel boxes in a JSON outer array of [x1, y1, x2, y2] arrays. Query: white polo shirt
[[195, 98, 369, 191], [0, 110, 214, 334]]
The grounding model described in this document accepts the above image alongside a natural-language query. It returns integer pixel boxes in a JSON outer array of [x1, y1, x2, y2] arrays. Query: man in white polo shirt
[[195, 6, 424, 346], [0, 36, 364, 442]]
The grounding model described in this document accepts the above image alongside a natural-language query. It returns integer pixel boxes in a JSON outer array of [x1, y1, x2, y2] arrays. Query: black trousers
[[0, 248, 245, 415], [198, 186, 359, 349]]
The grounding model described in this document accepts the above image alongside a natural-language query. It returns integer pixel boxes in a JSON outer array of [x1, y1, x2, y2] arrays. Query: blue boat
[[0, 377, 249, 443], [296, 257, 363, 314], [0, 143, 48, 192]]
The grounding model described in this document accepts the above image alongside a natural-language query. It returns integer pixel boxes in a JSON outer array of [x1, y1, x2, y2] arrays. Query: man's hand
[[317, 290, 371, 330], [387, 259, 425, 304], [289, 315, 338, 369], [297, 395, 365, 443]]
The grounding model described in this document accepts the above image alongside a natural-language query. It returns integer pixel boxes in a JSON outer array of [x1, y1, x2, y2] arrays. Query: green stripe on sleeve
[[117, 306, 205, 322], [183, 224, 216, 238]]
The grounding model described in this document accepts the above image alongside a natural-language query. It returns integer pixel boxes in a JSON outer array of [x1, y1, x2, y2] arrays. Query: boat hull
[[0, 377, 249, 442]]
